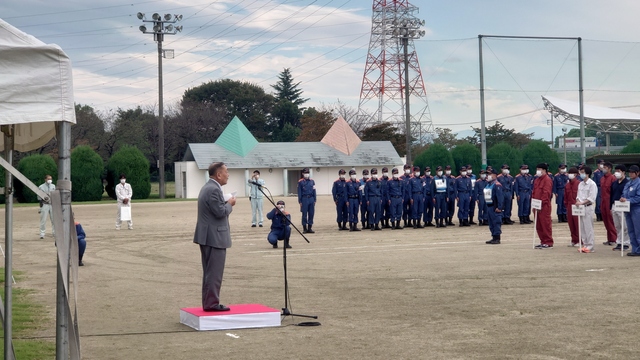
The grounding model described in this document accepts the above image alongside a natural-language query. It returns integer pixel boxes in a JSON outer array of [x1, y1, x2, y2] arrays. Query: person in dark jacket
[[267, 200, 292, 249], [484, 168, 504, 244]]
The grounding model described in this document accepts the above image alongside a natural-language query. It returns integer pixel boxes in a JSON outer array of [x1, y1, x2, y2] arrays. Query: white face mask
[[568, 174, 576, 180], [480, 174, 486, 179], [278, 205, 285, 211], [536, 170, 542, 177], [460, 171, 467, 176], [372, 174, 378, 180], [486, 175, 493, 181], [503, 169, 510, 175], [303, 173, 309, 179], [521, 170, 526, 175], [364, 175, 370, 179], [383, 172, 389, 178], [120, 179, 126, 184], [525, 169, 529, 174], [350, 175, 357, 180], [614, 172, 623, 179], [392, 174, 399, 179], [580, 173, 587, 180], [46, 179, 53, 185], [425, 171, 431, 176], [560, 168, 566, 174], [414, 172, 420, 177], [404, 169, 411, 175], [339, 175, 345, 180], [599, 164, 604, 169], [437, 171, 443, 177], [445, 170, 451, 175]]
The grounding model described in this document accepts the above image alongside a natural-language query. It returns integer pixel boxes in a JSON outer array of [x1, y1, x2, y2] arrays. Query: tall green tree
[[451, 143, 481, 172], [296, 108, 335, 142], [73, 104, 107, 158], [487, 142, 523, 171], [433, 128, 463, 150], [414, 143, 454, 172], [71, 146, 105, 201], [271, 68, 308, 131], [522, 140, 560, 171], [469, 122, 534, 149], [182, 79, 274, 140]]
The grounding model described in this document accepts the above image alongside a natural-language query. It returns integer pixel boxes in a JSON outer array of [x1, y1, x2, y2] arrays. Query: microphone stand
[[252, 182, 319, 324]]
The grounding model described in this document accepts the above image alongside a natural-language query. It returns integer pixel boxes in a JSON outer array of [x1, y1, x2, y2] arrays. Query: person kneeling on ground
[[267, 200, 292, 249], [75, 220, 87, 266]]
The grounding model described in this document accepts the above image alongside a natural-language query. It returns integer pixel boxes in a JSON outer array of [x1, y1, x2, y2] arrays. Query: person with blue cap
[[514, 164, 533, 224], [298, 168, 316, 234], [346, 169, 362, 231], [497, 164, 515, 225], [267, 200, 291, 249], [552, 164, 569, 223], [484, 168, 504, 244], [332, 169, 349, 231]]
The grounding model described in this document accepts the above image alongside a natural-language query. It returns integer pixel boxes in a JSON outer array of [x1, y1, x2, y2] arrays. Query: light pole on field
[[138, 12, 183, 199], [562, 127, 567, 164]]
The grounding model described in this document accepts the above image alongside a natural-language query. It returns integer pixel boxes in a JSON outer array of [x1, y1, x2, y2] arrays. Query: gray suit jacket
[[193, 179, 233, 248]]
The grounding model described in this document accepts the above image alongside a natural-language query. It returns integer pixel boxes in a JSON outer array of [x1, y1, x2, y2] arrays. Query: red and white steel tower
[[358, 0, 431, 156]]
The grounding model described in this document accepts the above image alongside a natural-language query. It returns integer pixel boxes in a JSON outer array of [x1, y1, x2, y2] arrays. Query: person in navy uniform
[[484, 168, 504, 244], [332, 169, 349, 231], [552, 164, 569, 223], [365, 168, 384, 230], [298, 168, 316, 234], [432, 166, 449, 228], [592, 159, 604, 221], [408, 166, 425, 228], [422, 166, 435, 227], [346, 169, 362, 231], [380, 167, 392, 228], [456, 166, 473, 227], [400, 164, 413, 227], [514, 164, 533, 224], [387, 167, 405, 230], [444, 165, 457, 225], [466, 164, 478, 225], [497, 164, 515, 225], [474, 170, 488, 226], [267, 200, 292, 249], [359, 169, 370, 230]]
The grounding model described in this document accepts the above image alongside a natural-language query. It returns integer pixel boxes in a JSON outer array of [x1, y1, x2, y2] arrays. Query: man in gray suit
[[194, 162, 236, 311]]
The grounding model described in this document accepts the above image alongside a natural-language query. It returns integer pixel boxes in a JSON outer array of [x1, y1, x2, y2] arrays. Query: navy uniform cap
[[362, 169, 369, 175], [370, 168, 378, 174], [302, 167, 310, 173], [413, 166, 420, 171], [339, 169, 346, 174], [382, 167, 389, 172], [392, 168, 399, 174], [349, 169, 356, 175]]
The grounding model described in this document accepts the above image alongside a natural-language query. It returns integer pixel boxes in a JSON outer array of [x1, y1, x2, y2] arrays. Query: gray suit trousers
[[200, 245, 226, 309]]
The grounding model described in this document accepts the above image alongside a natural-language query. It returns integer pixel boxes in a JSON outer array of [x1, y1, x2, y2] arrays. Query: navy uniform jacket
[[497, 174, 514, 195], [346, 180, 361, 202], [332, 178, 348, 204], [513, 174, 532, 194], [365, 178, 384, 202], [267, 208, 291, 230], [552, 173, 568, 194], [297, 178, 316, 203], [484, 181, 505, 209], [422, 176, 433, 197], [445, 175, 457, 198], [400, 174, 412, 199], [474, 178, 487, 200], [380, 176, 390, 201], [387, 177, 405, 198], [455, 176, 472, 197], [409, 175, 424, 196], [592, 169, 604, 188]]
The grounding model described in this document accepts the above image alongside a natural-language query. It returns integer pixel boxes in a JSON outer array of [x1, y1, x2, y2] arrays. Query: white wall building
[[175, 116, 404, 198]]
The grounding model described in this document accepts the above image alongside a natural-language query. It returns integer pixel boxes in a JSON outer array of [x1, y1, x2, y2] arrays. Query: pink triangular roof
[[320, 116, 361, 155]]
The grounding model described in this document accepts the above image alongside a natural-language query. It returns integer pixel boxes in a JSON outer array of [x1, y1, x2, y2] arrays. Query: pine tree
[[271, 68, 308, 106]]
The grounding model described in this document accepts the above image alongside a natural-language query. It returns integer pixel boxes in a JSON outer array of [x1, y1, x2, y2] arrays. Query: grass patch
[[0, 269, 55, 359]]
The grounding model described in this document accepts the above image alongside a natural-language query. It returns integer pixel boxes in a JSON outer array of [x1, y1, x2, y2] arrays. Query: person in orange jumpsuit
[[600, 161, 618, 246], [564, 167, 580, 246], [533, 163, 554, 249]]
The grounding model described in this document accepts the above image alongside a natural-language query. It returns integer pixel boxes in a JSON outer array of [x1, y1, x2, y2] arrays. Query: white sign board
[[572, 204, 585, 216], [614, 201, 630, 212], [120, 206, 131, 221], [531, 198, 542, 210]]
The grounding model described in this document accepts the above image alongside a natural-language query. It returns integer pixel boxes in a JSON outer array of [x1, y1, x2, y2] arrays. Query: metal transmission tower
[[357, 0, 430, 164]]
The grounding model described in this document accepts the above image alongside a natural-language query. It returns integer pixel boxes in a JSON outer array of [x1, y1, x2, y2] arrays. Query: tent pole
[[478, 35, 487, 168], [56, 121, 71, 359], [3, 125, 16, 360], [578, 38, 586, 164]]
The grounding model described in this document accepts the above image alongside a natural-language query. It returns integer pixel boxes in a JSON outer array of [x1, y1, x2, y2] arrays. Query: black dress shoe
[[273, 244, 278, 249], [627, 252, 640, 257], [204, 304, 230, 312], [79, 261, 84, 266]]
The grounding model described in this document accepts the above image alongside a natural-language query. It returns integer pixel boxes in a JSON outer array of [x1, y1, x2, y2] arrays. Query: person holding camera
[[115, 173, 133, 230], [267, 200, 292, 249]]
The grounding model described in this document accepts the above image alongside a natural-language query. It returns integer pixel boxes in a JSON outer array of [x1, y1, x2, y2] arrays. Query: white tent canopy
[[0, 18, 75, 151], [542, 95, 640, 134]]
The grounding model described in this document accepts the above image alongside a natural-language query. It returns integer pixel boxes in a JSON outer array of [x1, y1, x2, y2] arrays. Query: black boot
[[285, 239, 292, 249], [469, 217, 477, 225], [342, 222, 348, 230], [352, 222, 361, 231], [436, 219, 441, 228], [441, 219, 447, 227], [396, 220, 403, 229], [417, 221, 424, 228], [404, 219, 408, 227], [374, 223, 382, 230], [338, 222, 343, 231], [464, 219, 471, 227], [412, 219, 418, 229], [459, 219, 464, 227], [303, 225, 308, 234], [426, 221, 435, 227], [526, 216, 532, 224], [307, 225, 315, 234]]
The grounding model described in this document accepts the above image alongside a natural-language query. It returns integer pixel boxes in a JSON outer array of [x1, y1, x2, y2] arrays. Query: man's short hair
[[208, 162, 226, 177], [119, 173, 126, 179], [615, 164, 627, 172], [603, 162, 613, 169], [45, 174, 52, 179], [582, 165, 593, 176], [253, 170, 260, 175]]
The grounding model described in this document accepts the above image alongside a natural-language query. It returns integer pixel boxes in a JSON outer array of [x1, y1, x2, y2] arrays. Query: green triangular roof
[[215, 116, 258, 157]]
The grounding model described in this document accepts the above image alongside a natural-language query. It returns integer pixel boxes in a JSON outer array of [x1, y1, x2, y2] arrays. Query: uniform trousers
[[601, 199, 617, 243], [348, 198, 360, 224], [625, 208, 640, 255], [486, 204, 503, 236], [579, 206, 595, 250], [434, 193, 448, 219], [517, 191, 531, 217], [390, 197, 403, 221], [612, 206, 630, 246]]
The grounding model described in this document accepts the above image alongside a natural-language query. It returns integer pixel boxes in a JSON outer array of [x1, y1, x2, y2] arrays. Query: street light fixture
[[138, 12, 183, 199], [391, 17, 426, 165]]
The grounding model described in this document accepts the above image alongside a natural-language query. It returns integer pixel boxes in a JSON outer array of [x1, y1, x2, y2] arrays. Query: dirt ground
[[6, 195, 640, 359]]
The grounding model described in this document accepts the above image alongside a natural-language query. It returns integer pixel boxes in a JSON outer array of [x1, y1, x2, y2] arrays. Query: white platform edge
[[180, 309, 281, 331]]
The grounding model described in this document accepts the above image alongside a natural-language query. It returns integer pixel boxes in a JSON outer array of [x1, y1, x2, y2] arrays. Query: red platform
[[180, 304, 281, 331]]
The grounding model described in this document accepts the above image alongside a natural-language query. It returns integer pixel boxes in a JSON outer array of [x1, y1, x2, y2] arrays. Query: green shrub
[[15, 155, 57, 203], [522, 140, 560, 172], [71, 146, 104, 201], [451, 143, 481, 173], [414, 144, 454, 175], [621, 139, 640, 154], [487, 142, 523, 172], [105, 145, 151, 200]]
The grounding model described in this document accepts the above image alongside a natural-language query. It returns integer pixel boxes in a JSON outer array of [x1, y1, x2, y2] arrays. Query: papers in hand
[[224, 191, 237, 202]]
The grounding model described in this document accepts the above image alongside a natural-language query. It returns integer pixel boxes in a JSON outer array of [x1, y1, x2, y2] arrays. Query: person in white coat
[[576, 166, 598, 253], [115, 173, 133, 230], [38, 174, 55, 239], [248, 170, 265, 227]]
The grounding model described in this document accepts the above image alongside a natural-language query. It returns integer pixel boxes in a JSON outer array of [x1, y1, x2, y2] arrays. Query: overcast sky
[[3, 0, 640, 134]]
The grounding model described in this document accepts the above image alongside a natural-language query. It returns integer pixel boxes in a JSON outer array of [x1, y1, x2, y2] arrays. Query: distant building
[[174, 116, 403, 198], [559, 137, 597, 148]]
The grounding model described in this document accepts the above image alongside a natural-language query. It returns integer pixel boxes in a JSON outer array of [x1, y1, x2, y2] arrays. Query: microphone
[[249, 180, 263, 187]]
